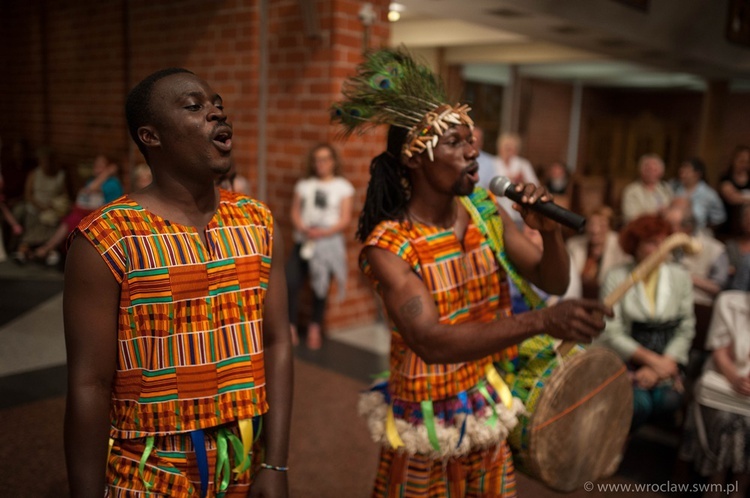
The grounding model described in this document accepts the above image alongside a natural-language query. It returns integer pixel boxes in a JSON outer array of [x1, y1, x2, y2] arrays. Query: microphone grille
[[489, 176, 512, 197]]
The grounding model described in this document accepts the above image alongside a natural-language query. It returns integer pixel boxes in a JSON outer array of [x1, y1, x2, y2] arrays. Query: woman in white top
[[287, 144, 354, 349], [679, 291, 750, 497]]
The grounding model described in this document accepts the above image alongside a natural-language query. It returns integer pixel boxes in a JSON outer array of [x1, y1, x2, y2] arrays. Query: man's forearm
[[535, 229, 570, 294], [262, 340, 293, 467], [65, 384, 113, 498]]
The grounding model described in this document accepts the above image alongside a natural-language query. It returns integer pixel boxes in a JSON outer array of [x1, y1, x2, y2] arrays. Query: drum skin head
[[526, 347, 633, 492]]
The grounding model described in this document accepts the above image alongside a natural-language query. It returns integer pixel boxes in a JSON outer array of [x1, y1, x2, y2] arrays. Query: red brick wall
[[262, 0, 390, 332], [0, 0, 390, 332], [0, 2, 128, 173]]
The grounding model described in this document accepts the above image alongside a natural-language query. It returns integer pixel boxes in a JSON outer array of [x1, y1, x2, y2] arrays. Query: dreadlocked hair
[[356, 126, 411, 242]]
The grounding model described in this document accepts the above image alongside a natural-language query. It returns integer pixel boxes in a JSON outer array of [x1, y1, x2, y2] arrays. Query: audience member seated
[[566, 206, 632, 299], [0, 173, 23, 262], [671, 158, 726, 234], [542, 160, 572, 201], [473, 125, 498, 188], [727, 204, 750, 291], [216, 163, 250, 195], [479, 132, 540, 228], [718, 145, 750, 238], [12, 147, 70, 263], [131, 162, 152, 191], [570, 174, 608, 219], [663, 199, 729, 306], [678, 290, 750, 497], [32, 155, 122, 266], [0, 137, 35, 207], [510, 224, 582, 313], [595, 215, 696, 430], [621, 153, 673, 224]]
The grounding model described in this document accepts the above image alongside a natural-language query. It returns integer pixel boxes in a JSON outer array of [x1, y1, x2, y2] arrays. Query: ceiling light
[[389, 2, 404, 22]]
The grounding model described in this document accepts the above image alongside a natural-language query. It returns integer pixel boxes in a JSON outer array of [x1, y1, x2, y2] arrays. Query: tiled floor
[[0, 259, 720, 497]]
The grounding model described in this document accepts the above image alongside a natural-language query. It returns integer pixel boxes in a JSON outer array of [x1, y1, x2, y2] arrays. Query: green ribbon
[[215, 430, 232, 495], [370, 370, 391, 380], [459, 188, 545, 311], [254, 417, 262, 443], [138, 435, 156, 492], [477, 379, 499, 428], [420, 399, 441, 452]]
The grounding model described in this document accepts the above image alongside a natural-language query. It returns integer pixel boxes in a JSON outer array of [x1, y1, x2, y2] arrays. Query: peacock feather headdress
[[331, 47, 473, 161]]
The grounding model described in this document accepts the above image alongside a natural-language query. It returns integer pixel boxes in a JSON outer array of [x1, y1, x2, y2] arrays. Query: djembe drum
[[503, 232, 702, 492], [502, 336, 632, 492]]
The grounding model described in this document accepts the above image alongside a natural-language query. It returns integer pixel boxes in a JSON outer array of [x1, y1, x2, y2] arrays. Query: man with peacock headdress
[[333, 48, 610, 497]]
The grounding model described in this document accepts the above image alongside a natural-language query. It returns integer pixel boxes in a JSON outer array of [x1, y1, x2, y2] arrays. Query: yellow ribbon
[[232, 418, 254, 475], [485, 364, 514, 409], [385, 404, 405, 449], [106, 437, 114, 472]]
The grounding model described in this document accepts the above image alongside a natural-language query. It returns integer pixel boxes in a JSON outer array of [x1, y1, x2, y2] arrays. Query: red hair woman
[[596, 214, 696, 429]]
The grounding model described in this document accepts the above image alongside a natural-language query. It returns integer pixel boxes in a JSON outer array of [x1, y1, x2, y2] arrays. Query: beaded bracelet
[[260, 462, 289, 472]]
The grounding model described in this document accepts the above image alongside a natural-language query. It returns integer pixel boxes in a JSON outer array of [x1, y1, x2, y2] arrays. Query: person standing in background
[[286, 143, 354, 349]]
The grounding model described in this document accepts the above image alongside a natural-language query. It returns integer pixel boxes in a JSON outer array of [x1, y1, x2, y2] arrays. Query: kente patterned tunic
[[359, 191, 524, 460], [74, 190, 272, 439]]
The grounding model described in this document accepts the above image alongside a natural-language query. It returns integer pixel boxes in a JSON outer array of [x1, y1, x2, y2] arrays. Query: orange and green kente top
[[74, 190, 272, 439], [360, 189, 516, 403]]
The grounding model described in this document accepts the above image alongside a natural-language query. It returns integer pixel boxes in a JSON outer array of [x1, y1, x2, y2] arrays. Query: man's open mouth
[[466, 163, 479, 182], [213, 128, 233, 152]]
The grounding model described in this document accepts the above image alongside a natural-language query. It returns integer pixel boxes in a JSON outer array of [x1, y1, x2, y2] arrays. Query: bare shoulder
[[363, 245, 413, 288]]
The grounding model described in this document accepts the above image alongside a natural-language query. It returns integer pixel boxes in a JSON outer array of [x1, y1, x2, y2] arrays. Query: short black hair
[[125, 68, 194, 160], [683, 157, 706, 179]]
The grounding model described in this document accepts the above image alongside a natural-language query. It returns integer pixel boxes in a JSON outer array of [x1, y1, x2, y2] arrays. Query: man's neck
[[407, 197, 457, 228], [133, 179, 220, 228]]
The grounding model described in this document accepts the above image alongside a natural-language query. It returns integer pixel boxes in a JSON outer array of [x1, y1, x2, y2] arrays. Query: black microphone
[[489, 176, 586, 233]]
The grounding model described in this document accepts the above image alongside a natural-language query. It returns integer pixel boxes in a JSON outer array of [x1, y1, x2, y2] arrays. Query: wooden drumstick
[[556, 232, 702, 356]]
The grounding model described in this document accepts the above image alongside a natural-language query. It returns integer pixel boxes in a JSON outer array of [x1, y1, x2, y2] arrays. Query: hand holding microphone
[[489, 176, 586, 233]]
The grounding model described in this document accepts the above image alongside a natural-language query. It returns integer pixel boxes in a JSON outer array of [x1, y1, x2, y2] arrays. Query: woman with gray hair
[[621, 153, 673, 223]]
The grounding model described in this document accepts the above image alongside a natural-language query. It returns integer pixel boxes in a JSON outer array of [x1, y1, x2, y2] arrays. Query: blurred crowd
[[0, 139, 152, 267], [474, 128, 750, 496]]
